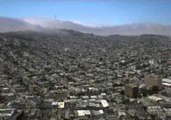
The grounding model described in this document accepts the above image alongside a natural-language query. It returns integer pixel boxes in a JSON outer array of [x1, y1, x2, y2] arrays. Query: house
[[162, 78, 171, 87], [58, 102, 65, 109], [100, 99, 109, 108], [0, 108, 15, 119], [148, 95, 163, 102]]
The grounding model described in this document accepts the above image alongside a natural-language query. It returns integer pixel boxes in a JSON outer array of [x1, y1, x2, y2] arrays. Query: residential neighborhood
[[0, 31, 171, 120]]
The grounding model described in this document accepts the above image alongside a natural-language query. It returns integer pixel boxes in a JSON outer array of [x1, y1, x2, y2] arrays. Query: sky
[[0, 0, 171, 26]]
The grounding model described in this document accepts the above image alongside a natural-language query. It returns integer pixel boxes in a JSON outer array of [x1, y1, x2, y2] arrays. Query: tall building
[[144, 74, 162, 90], [125, 84, 139, 98]]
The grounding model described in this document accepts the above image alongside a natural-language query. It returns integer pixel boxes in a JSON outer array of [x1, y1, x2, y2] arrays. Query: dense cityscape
[[0, 31, 171, 120]]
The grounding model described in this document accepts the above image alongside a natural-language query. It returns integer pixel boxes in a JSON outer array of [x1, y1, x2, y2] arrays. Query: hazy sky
[[0, 0, 171, 26]]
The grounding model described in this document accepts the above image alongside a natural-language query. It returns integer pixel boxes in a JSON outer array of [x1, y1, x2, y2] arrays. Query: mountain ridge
[[0, 17, 171, 36]]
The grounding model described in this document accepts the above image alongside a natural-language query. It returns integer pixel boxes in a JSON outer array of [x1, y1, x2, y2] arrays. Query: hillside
[[0, 30, 171, 79]]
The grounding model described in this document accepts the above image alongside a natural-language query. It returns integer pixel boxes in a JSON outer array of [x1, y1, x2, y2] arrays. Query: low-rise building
[[144, 74, 162, 90], [125, 84, 139, 98]]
